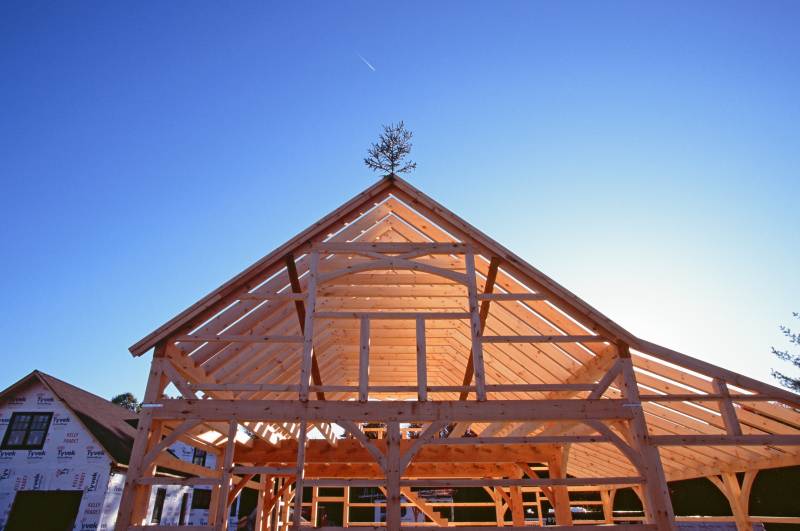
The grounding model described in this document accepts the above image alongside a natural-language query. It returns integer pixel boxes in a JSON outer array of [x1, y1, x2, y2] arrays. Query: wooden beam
[[314, 241, 467, 254], [174, 334, 304, 343], [385, 421, 402, 531], [213, 420, 238, 530], [151, 398, 635, 422], [712, 378, 743, 436], [130, 176, 396, 356], [460, 256, 499, 400], [359, 317, 370, 402], [481, 334, 607, 344], [238, 440, 558, 469], [142, 419, 201, 468], [298, 252, 319, 401], [465, 248, 487, 401], [399, 487, 449, 526], [633, 339, 800, 409], [477, 292, 547, 301], [285, 253, 325, 401], [314, 311, 471, 320], [549, 449, 573, 526], [291, 420, 308, 529], [617, 343, 676, 531], [116, 349, 168, 529], [416, 317, 427, 401], [650, 434, 800, 446]]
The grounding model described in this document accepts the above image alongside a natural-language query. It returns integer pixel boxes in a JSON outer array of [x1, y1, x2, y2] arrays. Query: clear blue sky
[[1, 1, 798, 399]]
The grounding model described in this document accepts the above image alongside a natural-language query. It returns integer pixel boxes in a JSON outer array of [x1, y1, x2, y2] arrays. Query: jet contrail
[[357, 54, 376, 72]]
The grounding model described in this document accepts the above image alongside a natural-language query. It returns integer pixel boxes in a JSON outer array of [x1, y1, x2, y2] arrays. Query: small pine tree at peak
[[364, 121, 417, 175]]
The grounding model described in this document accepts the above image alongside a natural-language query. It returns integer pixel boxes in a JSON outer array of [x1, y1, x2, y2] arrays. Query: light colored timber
[[285, 253, 327, 402], [415, 317, 427, 401], [174, 335, 304, 343], [237, 292, 306, 300], [477, 292, 547, 301], [314, 311, 471, 320], [307, 527, 657, 531], [359, 317, 370, 402], [314, 241, 467, 254], [481, 334, 607, 343], [148, 398, 634, 422], [231, 466, 295, 475], [298, 251, 319, 401], [122, 175, 800, 530], [650, 434, 800, 445], [464, 248, 487, 401], [458, 255, 499, 401]]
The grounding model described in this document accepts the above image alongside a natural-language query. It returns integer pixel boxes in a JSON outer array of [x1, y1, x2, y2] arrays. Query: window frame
[[191, 488, 212, 510], [1, 412, 53, 450], [191, 447, 207, 467], [151, 487, 167, 524]]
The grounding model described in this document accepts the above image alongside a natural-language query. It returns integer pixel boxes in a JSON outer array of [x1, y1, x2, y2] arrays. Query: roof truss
[[117, 175, 800, 531]]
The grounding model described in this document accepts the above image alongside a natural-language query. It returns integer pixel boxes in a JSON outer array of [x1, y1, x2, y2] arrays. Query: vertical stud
[[618, 342, 676, 531], [464, 248, 487, 401], [299, 252, 319, 401], [385, 422, 402, 531], [291, 420, 308, 530], [359, 317, 370, 402], [215, 420, 238, 531], [416, 317, 427, 401]]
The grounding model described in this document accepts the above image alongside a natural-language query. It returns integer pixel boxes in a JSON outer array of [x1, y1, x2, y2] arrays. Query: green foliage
[[771, 312, 800, 392], [111, 392, 141, 413]]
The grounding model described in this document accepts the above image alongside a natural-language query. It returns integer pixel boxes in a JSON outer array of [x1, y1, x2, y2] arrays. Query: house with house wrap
[[0, 371, 248, 531]]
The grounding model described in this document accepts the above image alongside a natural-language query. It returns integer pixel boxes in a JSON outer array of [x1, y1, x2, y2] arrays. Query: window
[[151, 488, 166, 524], [191, 488, 212, 510], [179, 492, 189, 525], [191, 448, 207, 467], [1, 412, 53, 450]]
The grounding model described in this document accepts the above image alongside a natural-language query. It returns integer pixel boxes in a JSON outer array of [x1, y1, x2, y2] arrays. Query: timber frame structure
[[119, 175, 800, 531]]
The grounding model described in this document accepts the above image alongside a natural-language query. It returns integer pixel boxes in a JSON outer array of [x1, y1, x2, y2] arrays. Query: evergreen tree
[[111, 392, 141, 412], [364, 121, 417, 175], [771, 312, 800, 392]]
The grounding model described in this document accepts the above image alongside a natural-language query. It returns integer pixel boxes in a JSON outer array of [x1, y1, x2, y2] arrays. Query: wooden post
[[310, 486, 319, 526], [709, 472, 753, 531], [131, 418, 164, 524], [490, 488, 505, 526], [464, 248, 487, 401], [618, 342, 676, 531], [713, 378, 743, 436], [359, 317, 370, 402], [535, 490, 543, 527], [279, 482, 292, 531], [285, 254, 325, 401], [291, 421, 308, 530], [115, 349, 168, 530], [385, 422, 402, 530], [271, 479, 282, 531], [343, 485, 351, 527], [510, 485, 525, 526], [298, 252, 318, 402], [209, 479, 221, 527], [549, 448, 573, 526], [416, 317, 427, 401], [255, 475, 271, 531], [214, 420, 238, 531], [601, 489, 616, 524], [458, 256, 500, 400]]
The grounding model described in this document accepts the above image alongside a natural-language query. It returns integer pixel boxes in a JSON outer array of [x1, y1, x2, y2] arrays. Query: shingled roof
[[0, 370, 137, 466]]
